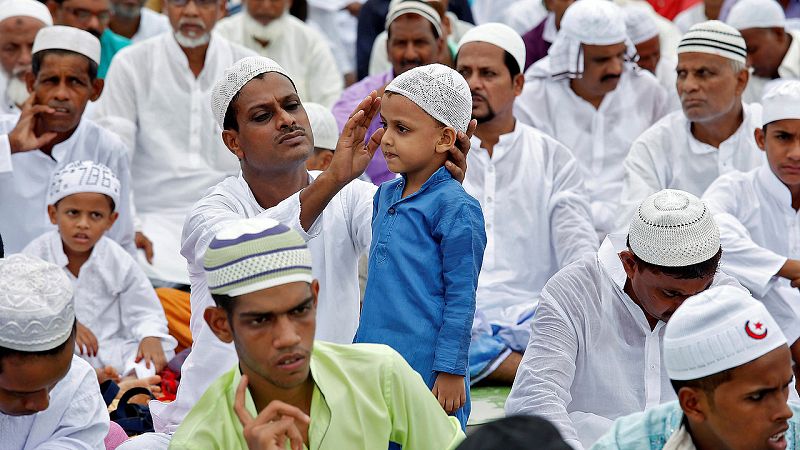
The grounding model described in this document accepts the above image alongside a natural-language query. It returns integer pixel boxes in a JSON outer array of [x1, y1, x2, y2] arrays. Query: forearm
[[298, 170, 348, 231]]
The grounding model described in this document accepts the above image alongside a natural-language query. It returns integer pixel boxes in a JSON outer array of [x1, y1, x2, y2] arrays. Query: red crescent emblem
[[745, 320, 768, 340]]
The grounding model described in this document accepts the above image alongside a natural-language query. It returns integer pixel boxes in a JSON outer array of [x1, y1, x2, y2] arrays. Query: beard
[[472, 93, 496, 124], [243, 9, 287, 43], [174, 31, 211, 48], [5, 70, 30, 109]]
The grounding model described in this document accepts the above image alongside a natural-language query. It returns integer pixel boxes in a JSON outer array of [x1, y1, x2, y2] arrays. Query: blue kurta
[[354, 166, 487, 430]]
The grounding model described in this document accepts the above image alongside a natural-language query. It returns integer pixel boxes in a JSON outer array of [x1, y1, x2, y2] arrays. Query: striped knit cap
[[677, 20, 747, 65], [203, 218, 313, 297]]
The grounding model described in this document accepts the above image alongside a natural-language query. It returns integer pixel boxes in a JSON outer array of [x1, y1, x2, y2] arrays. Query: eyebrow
[[238, 296, 314, 319]]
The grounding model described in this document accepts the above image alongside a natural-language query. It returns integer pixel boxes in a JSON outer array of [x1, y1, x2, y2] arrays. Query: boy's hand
[[444, 118, 477, 184], [432, 372, 466, 414], [76, 321, 99, 357], [233, 375, 311, 450], [778, 259, 800, 288], [135, 232, 154, 264], [328, 91, 383, 187], [136, 337, 168, 373], [8, 95, 57, 154]]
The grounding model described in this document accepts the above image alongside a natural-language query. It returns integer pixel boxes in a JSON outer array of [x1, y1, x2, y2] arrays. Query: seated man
[[169, 218, 465, 449], [593, 286, 798, 449], [505, 189, 744, 449]]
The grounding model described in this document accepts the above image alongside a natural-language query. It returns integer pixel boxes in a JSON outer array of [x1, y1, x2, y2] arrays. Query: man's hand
[[8, 95, 57, 154], [326, 90, 383, 188], [445, 118, 476, 184], [344, 1, 362, 17], [135, 337, 168, 373], [135, 231, 154, 264], [778, 259, 800, 288], [76, 321, 99, 357], [432, 372, 466, 414], [233, 375, 311, 450]]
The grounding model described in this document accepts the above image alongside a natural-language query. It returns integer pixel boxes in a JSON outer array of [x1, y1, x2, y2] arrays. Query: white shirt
[[0, 116, 135, 256], [307, 0, 361, 75], [673, 3, 706, 33], [501, 0, 548, 34], [23, 231, 177, 374], [617, 103, 764, 231], [93, 33, 255, 284], [505, 235, 742, 450], [130, 8, 171, 43], [214, 12, 343, 108], [743, 30, 800, 104], [702, 165, 800, 344], [1, 356, 109, 450], [471, 0, 522, 24], [515, 63, 670, 236]]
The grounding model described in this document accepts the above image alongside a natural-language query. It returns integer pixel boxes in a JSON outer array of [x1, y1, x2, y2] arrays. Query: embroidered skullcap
[[0, 0, 53, 26], [761, 80, 800, 126], [623, 5, 660, 45], [628, 189, 720, 267], [385, 63, 472, 133], [32, 26, 100, 66], [0, 254, 74, 352], [47, 161, 121, 208], [305, 102, 339, 151], [547, 0, 638, 79], [385, 1, 443, 38], [677, 20, 747, 65], [665, 286, 786, 380], [727, 0, 786, 31], [211, 56, 294, 129], [457, 23, 526, 75], [204, 217, 313, 297]]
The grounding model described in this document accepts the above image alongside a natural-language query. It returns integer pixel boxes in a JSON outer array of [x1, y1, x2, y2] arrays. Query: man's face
[[245, 0, 287, 26], [456, 41, 523, 124], [110, 0, 147, 20], [740, 28, 788, 79], [573, 42, 626, 99], [756, 119, 800, 191], [635, 35, 661, 74], [50, 0, 112, 38], [0, 17, 46, 79], [386, 14, 442, 76], [166, 0, 225, 47], [676, 52, 747, 123]]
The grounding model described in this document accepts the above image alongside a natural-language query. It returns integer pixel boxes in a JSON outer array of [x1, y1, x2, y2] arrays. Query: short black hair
[[453, 50, 521, 80], [0, 321, 76, 374], [211, 292, 236, 315], [670, 368, 734, 407], [223, 72, 270, 132], [32, 49, 99, 82], [626, 237, 723, 280]]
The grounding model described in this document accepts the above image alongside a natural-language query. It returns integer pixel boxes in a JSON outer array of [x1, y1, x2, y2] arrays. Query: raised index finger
[[233, 374, 255, 427]]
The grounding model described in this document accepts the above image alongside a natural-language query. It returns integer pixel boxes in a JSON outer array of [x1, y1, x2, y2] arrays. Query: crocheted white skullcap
[[727, 0, 786, 31], [47, 160, 121, 209], [628, 189, 721, 267], [762, 80, 800, 126], [32, 25, 100, 66], [665, 286, 786, 380], [304, 102, 339, 151], [385, 0, 443, 38], [385, 63, 472, 133], [0, 0, 53, 26], [211, 56, 294, 129], [624, 5, 660, 45], [457, 23, 526, 75], [0, 254, 74, 352], [678, 20, 747, 65]]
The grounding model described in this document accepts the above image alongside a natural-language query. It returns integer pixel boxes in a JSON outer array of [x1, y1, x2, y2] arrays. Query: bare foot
[[95, 366, 120, 384], [117, 375, 163, 404]]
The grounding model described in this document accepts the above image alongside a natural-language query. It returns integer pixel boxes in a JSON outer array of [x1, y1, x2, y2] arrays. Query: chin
[[43, 118, 80, 134]]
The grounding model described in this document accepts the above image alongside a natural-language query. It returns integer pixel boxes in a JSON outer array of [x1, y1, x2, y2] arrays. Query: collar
[[238, 170, 316, 211], [164, 31, 219, 79], [469, 121, 521, 161], [400, 165, 452, 194], [543, 13, 557, 44], [687, 102, 751, 155], [598, 234, 628, 290], [663, 424, 697, 450], [757, 163, 795, 209], [46, 230, 70, 269]]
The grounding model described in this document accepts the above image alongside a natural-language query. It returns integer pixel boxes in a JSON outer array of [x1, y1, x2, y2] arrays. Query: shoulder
[[95, 236, 137, 266], [78, 120, 130, 160], [284, 15, 326, 42], [214, 14, 242, 35], [103, 30, 132, 52], [0, 113, 20, 132], [111, 34, 162, 61], [632, 110, 687, 149], [593, 401, 683, 450], [540, 252, 604, 308], [312, 341, 410, 379], [52, 356, 102, 404], [22, 231, 56, 256]]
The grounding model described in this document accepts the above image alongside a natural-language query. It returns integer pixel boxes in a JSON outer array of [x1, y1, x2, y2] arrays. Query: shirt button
[[388, 208, 396, 215], [650, 364, 656, 370], [487, 196, 493, 203], [488, 166, 494, 172]]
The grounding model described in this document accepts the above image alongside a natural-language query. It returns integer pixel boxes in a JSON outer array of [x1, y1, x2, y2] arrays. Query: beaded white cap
[[628, 189, 721, 267], [47, 160, 121, 208], [0, 0, 53, 26], [32, 25, 100, 66], [305, 102, 339, 151], [457, 23, 526, 75], [385, 0, 443, 38], [624, 5, 660, 45], [727, 0, 786, 31], [678, 20, 747, 65], [762, 80, 800, 126]]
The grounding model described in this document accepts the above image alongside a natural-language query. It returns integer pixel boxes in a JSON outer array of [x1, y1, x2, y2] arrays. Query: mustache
[[11, 65, 30, 78], [277, 124, 306, 139], [48, 100, 72, 111], [601, 73, 621, 82], [471, 92, 488, 103], [178, 18, 207, 30], [399, 58, 423, 68]]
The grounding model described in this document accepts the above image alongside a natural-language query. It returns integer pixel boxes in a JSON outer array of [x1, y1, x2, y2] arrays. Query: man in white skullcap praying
[[506, 189, 746, 449], [304, 102, 339, 172], [0, 254, 109, 449], [515, 0, 670, 237]]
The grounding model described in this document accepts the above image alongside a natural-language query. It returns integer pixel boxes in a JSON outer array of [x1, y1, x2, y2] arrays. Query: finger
[[234, 375, 255, 427], [29, 105, 56, 116], [361, 95, 381, 127], [255, 401, 310, 427], [465, 118, 477, 139], [34, 132, 58, 149], [365, 128, 384, 156], [145, 354, 152, 369], [282, 417, 305, 450], [145, 241, 154, 264], [340, 110, 365, 141], [348, 92, 375, 124]]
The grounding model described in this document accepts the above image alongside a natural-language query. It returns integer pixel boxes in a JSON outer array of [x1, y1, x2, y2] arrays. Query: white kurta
[[0, 116, 135, 256], [149, 172, 375, 434], [702, 165, 800, 344], [505, 235, 743, 450], [93, 33, 255, 284], [743, 30, 800, 104], [130, 8, 171, 43], [1, 355, 109, 450], [515, 63, 670, 236], [617, 103, 764, 231], [307, 0, 361, 75], [213, 13, 343, 108], [23, 231, 177, 374]]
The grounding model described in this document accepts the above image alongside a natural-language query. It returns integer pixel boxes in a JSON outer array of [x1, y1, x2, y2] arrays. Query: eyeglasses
[[166, 0, 220, 7], [63, 6, 111, 24]]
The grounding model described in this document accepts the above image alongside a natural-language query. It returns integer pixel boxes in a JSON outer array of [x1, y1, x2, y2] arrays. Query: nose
[[86, 14, 101, 33], [272, 315, 301, 349], [183, 0, 200, 16], [402, 42, 420, 62], [465, 71, 482, 91], [775, 396, 793, 422], [609, 56, 624, 75], [18, 46, 33, 69], [23, 391, 49, 413], [274, 106, 296, 130]]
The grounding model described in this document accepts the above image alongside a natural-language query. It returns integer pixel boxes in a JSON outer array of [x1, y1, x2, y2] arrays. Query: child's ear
[[435, 127, 457, 154], [106, 211, 119, 229], [47, 204, 58, 225]]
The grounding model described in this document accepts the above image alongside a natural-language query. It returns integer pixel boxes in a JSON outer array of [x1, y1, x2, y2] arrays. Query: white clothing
[[0, 116, 135, 256], [23, 231, 177, 374], [1, 355, 109, 450], [663, 425, 696, 450], [743, 30, 800, 104], [307, 0, 361, 75], [471, 0, 522, 24], [655, 55, 681, 111], [615, 0, 683, 58], [501, 0, 548, 34], [515, 62, 670, 236], [93, 33, 255, 284], [505, 235, 743, 450], [130, 8, 170, 43], [214, 12, 343, 108], [617, 102, 764, 232], [674, 3, 707, 33]]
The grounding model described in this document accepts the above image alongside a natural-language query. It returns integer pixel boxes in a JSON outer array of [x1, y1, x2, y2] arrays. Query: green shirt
[[99, 29, 131, 79], [169, 341, 465, 450]]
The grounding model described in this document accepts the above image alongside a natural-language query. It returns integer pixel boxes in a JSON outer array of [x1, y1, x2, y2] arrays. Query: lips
[[277, 130, 305, 145], [50, 106, 71, 115], [769, 428, 788, 450], [383, 152, 398, 160], [276, 353, 306, 371], [73, 233, 90, 244]]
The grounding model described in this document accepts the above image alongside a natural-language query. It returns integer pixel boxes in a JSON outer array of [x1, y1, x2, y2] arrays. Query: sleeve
[[306, 31, 345, 108], [119, 250, 177, 349], [345, 180, 377, 256], [92, 52, 139, 155], [615, 138, 666, 233], [0, 134, 11, 173], [104, 146, 136, 255]]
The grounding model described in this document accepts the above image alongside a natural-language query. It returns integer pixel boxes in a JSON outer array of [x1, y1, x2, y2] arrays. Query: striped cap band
[[677, 20, 747, 64]]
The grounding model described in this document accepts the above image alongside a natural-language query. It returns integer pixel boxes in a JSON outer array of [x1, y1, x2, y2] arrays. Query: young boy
[[304, 102, 339, 172], [23, 160, 176, 381], [353, 63, 487, 429]]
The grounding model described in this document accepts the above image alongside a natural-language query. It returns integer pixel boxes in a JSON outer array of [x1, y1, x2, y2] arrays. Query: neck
[[402, 158, 445, 198], [569, 79, 605, 109], [704, 1, 723, 19], [690, 102, 744, 148], [685, 419, 726, 450], [243, 164, 310, 209], [179, 41, 210, 78], [108, 15, 141, 39], [243, 365, 314, 415], [35, 120, 77, 156], [623, 278, 658, 330], [475, 114, 516, 157], [63, 243, 92, 278]]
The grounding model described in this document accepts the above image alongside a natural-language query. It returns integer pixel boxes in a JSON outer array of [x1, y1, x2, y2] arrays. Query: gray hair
[[729, 59, 747, 74]]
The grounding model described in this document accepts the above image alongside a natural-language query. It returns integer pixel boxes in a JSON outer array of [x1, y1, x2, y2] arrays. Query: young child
[[304, 102, 339, 172], [354, 64, 487, 429], [23, 160, 177, 382]]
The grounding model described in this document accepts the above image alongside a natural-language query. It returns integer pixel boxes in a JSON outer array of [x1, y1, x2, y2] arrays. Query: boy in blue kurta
[[353, 63, 487, 430]]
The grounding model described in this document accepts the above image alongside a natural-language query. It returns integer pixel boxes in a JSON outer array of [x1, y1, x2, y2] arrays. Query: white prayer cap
[[628, 189, 720, 267], [385, 63, 472, 133], [385, 0, 443, 39], [0, 0, 53, 26], [761, 80, 800, 126], [727, 0, 786, 31], [305, 102, 338, 151], [665, 286, 786, 380], [457, 23, 526, 75], [0, 254, 74, 352], [47, 161, 121, 208], [623, 5, 660, 45], [32, 25, 100, 66], [211, 56, 294, 129], [677, 20, 747, 65]]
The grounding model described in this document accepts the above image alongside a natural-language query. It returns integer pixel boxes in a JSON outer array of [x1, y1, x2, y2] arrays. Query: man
[[505, 189, 745, 449], [594, 286, 798, 450], [454, 24, 597, 385], [108, 0, 171, 42], [47, 0, 131, 79], [0, 254, 109, 449], [623, 4, 679, 109], [0, 26, 135, 256], [0, 0, 52, 115], [618, 21, 763, 230], [169, 218, 465, 449], [727, 0, 800, 103], [515, 0, 669, 237], [333, 0, 445, 185], [214, 0, 343, 108], [93, 0, 255, 285]]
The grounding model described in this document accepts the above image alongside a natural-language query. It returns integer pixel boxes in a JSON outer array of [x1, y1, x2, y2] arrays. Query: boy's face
[[756, 119, 800, 189], [305, 148, 334, 172], [47, 192, 118, 255]]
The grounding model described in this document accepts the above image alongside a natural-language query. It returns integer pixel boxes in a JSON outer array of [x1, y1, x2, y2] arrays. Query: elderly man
[[455, 24, 597, 385], [108, 0, 170, 42], [617, 21, 763, 230], [0, 0, 52, 115], [214, 0, 343, 108], [93, 0, 255, 285]]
